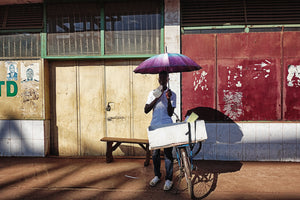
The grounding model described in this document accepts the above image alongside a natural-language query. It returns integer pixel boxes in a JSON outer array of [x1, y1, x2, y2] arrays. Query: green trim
[[247, 24, 300, 28], [40, 33, 47, 58], [100, 6, 105, 56], [42, 54, 156, 60], [182, 24, 300, 34], [183, 25, 246, 30]]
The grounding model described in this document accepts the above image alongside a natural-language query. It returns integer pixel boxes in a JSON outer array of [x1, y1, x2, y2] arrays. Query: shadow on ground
[[173, 160, 243, 199]]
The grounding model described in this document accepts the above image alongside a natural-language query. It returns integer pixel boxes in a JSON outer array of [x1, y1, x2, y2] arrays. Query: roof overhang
[[0, 0, 43, 5]]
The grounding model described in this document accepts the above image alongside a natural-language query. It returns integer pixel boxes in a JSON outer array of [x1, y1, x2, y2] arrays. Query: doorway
[[49, 60, 157, 156]]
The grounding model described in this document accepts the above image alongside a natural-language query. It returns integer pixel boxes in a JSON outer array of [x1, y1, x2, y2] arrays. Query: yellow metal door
[[51, 61, 106, 156], [104, 60, 157, 156], [105, 60, 131, 155], [78, 61, 106, 156], [52, 61, 78, 156], [51, 60, 157, 156]]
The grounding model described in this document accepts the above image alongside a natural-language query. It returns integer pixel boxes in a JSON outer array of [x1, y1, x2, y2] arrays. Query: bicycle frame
[[175, 144, 194, 172]]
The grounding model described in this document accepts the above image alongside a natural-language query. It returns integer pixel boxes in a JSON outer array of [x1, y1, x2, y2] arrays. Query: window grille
[[0, 33, 40, 58], [105, 0, 161, 55], [0, 4, 42, 58], [47, 2, 101, 56]]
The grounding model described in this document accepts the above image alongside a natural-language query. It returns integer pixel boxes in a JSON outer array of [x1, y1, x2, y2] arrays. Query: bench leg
[[144, 144, 150, 166], [106, 141, 113, 163]]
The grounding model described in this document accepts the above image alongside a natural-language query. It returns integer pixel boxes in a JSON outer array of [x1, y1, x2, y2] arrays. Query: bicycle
[[174, 141, 202, 199]]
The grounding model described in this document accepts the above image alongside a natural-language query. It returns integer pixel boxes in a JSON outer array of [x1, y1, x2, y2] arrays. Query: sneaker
[[149, 176, 160, 187], [163, 180, 173, 191]]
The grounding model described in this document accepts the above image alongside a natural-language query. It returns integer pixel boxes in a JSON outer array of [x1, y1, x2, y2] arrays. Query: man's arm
[[144, 97, 159, 114]]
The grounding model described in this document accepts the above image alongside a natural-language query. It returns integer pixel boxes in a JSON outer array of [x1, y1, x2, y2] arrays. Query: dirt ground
[[0, 157, 300, 200]]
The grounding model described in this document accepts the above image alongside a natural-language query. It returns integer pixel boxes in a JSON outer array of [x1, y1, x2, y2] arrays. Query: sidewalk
[[0, 157, 299, 200]]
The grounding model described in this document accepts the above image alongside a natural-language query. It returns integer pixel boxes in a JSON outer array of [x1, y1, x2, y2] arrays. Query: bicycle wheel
[[180, 148, 193, 199]]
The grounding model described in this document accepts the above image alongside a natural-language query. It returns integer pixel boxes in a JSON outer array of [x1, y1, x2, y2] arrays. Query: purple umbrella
[[134, 53, 201, 74]]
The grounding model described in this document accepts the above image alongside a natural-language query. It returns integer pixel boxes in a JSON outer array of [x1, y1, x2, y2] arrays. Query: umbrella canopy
[[134, 53, 201, 74]]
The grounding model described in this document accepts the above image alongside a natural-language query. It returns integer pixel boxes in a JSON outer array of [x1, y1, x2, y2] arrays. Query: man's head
[[26, 68, 34, 81], [9, 64, 15, 73], [159, 71, 169, 87]]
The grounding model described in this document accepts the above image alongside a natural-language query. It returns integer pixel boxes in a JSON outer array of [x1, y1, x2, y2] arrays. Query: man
[[7, 64, 18, 81], [144, 71, 176, 191]]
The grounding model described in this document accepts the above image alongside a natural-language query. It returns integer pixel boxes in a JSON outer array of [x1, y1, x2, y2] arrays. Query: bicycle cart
[[174, 141, 202, 198], [147, 119, 207, 199]]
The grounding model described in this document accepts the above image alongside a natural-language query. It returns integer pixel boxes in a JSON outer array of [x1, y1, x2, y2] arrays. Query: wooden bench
[[100, 137, 150, 166]]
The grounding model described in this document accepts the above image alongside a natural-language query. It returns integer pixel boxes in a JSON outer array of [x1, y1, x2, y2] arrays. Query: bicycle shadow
[[176, 107, 243, 199], [191, 160, 243, 199]]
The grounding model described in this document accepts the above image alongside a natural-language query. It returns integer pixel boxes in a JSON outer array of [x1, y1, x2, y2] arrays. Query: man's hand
[[166, 89, 172, 100]]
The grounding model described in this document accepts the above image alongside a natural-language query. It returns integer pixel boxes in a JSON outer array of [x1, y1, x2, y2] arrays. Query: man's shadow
[[175, 107, 244, 199]]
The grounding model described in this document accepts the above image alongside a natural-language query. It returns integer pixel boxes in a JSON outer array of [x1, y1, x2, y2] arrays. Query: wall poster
[[0, 60, 43, 119]]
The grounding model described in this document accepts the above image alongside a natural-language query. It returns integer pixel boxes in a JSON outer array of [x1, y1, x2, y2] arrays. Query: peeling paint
[[253, 60, 271, 80], [287, 65, 300, 87], [255, 60, 270, 68], [226, 65, 242, 88], [223, 90, 243, 120], [193, 70, 208, 91]]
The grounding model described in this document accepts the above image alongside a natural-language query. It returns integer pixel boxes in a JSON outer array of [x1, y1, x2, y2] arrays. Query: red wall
[[182, 35, 216, 119], [283, 32, 300, 120], [182, 32, 300, 121]]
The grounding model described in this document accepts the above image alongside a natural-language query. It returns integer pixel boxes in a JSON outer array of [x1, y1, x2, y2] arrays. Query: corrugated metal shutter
[[0, 3, 43, 30], [0, 6, 5, 29], [246, 0, 300, 25], [182, 0, 300, 27], [182, 0, 245, 26]]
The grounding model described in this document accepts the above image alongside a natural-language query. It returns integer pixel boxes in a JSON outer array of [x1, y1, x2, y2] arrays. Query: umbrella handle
[[168, 79, 169, 88]]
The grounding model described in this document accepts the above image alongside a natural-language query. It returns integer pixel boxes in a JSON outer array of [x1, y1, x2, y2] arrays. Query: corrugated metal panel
[[283, 32, 300, 120], [246, 0, 300, 25], [0, 4, 43, 30], [182, 34, 217, 120], [182, 0, 300, 27], [182, 0, 245, 26], [182, 33, 284, 121], [0, 6, 5, 28]]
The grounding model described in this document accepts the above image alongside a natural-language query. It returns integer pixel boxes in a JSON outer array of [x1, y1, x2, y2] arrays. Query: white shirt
[[146, 88, 176, 126]]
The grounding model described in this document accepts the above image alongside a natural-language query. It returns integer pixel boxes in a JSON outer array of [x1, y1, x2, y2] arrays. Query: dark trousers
[[152, 147, 173, 181]]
